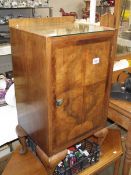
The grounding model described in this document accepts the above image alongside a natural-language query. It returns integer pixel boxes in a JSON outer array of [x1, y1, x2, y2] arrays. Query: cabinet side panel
[[10, 28, 49, 154]]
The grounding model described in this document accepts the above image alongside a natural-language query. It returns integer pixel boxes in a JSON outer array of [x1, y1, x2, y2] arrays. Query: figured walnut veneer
[[10, 17, 116, 174]]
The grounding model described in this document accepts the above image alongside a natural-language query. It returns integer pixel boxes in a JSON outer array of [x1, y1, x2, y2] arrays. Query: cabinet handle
[[56, 99, 63, 106]]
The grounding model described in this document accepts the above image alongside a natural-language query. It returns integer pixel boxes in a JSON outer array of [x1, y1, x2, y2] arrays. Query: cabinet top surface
[[11, 22, 114, 37]]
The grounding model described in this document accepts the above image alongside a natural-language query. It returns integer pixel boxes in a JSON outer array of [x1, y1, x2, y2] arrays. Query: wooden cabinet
[[10, 17, 116, 174]]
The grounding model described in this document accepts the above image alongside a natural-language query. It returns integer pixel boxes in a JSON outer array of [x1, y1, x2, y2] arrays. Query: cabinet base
[[94, 127, 109, 147], [16, 125, 109, 175], [36, 145, 68, 175], [16, 125, 28, 154], [16, 125, 68, 174]]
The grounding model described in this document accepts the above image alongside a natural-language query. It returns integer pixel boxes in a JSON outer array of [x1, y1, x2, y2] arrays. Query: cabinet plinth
[[10, 18, 116, 172]]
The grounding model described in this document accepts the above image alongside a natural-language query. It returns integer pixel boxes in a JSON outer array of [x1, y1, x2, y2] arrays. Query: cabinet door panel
[[55, 45, 83, 95], [83, 81, 106, 127], [52, 45, 84, 148], [83, 41, 111, 86], [53, 88, 85, 147], [52, 40, 111, 150], [82, 41, 111, 127]]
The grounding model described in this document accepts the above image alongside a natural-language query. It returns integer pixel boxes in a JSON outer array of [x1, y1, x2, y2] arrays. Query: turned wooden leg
[[114, 158, 121, 175], [123, 144, 131, 175], [36, 145, 68, 175], [123, 123, 131, 175], [94, 128, 108, 146], [16, 125, 28, 154]]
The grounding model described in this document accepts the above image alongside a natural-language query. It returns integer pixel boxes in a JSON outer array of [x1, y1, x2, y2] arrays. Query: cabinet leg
[[36, 145, 68, 175], [94, 128, 108, 146], [16, 125, 28, 154], [122, 124, 131, 175]]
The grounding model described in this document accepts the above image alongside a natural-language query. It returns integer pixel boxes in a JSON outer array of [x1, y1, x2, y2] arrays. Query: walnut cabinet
[[10, 17, 116, 173]]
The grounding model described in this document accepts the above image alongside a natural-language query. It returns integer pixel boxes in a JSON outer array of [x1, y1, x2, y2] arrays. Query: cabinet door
[[51, 39, 111, 150], [52, 44, 85, 149], [82, 41, 111, 128]]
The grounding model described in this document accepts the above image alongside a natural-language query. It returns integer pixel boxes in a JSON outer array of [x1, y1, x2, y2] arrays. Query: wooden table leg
[[114, 158, 121, 175], [123, 123, 131, 175]]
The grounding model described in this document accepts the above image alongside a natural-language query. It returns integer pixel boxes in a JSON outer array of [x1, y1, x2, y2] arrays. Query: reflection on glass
[[12, 22, 114, 37], [117, 0, 131, 54]]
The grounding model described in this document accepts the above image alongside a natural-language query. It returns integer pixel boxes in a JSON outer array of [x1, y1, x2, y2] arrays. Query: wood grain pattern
[[100, 0, 122, 29], [108, 99, 131, 175], [109, 99, 131, 123], [10, 18, 116, 160], [10, 27, 50, 155], [123, 122, 131, 175], [114, 0, 122, 29], [116, 53, 131, 61], [2, 147, 47, 175], [3, 129, 123, 175], [80, 129, 122, 175], [100, 13, 115, 28], [36, 146, 67, 175], [108, 50, 131, 174], [16, 125, 28, 154], [51, 33, 115, 152], [108, 105, 130, 130]]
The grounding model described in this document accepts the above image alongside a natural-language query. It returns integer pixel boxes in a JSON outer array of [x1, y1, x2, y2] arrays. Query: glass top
[[117, 0, 131, 55], [12, 22, 114, 37]]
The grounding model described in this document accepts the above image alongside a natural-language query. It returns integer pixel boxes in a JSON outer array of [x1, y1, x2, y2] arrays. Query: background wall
[[49, 0, 83, 18], [0, 0, 84, 18], [34, 0, 84, 18]]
